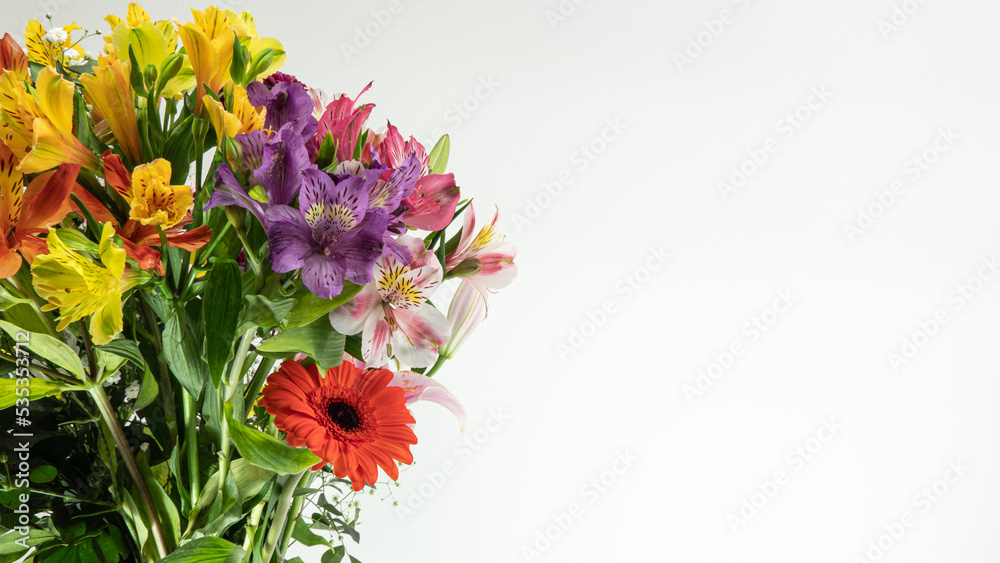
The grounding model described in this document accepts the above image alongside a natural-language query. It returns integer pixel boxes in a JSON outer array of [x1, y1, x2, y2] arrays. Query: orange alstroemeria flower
[[0, 33, 27, 78], [0, 142, 81, 278], [96, 152, 210, 275]]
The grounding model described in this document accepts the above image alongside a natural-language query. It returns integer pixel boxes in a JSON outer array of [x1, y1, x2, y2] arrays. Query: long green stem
[[139, 299, 177, 445], [182, 391, 199, 508], [234, 226, 261, 275], [89, 385, 168, 560], [242, 356, 275, 417], [277, 471, 313, 558], [241, 500, 266, 553], [261, 470, 307, 563], [217, 328, 256, 497]]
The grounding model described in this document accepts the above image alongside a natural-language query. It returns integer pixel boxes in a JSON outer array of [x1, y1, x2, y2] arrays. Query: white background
[[7, 0, 1000, 561]]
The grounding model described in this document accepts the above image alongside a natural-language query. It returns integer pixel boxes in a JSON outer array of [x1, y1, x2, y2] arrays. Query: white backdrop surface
[[5, 0, 1000, 561]]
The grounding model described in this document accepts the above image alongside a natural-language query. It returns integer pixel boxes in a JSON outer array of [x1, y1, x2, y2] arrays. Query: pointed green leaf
[[258, 316, 345, 369], [227, 412, 321, 474], [0, 321, 86, 379], [202, 259, 242, 386], [95, 339, 146, 369], [162, 316, 209, 400], [0, 284, 29, 312], [237, 295, 297, 333], [158, 537, 246, 563], [428, 134, 450, 175], [281, 283, 362, 330], [133, 364, 158, 411]]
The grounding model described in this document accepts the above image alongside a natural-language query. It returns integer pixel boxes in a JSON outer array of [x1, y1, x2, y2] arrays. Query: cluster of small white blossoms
[[42, 24, 99, 66], [41, 27, 68, 43]]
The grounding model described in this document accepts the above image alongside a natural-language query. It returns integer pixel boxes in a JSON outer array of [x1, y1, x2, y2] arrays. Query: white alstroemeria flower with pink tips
[[329, 235, 451, 368], [439, 280, 488, 359], [340, 353, 466, 430], [390, 370, 467, 430], [445, 204, 517, 299]]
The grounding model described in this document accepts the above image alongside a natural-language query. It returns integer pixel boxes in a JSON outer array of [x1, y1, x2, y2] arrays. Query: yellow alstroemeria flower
[[104, 3, 195, 98], [31, 223, 148, 344], [24, 20, 85, 71], [203, 84, 265, 147], [223, 10, 286, 78], [126, 159, 192, 228], [79, 57, 142, 165], [177, 7, 285, 112], [176, 7, 235, 111], [0, 66, 100, 173]]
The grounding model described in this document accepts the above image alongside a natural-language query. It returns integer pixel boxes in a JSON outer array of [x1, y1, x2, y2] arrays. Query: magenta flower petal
[[402, 173, 460, 231]]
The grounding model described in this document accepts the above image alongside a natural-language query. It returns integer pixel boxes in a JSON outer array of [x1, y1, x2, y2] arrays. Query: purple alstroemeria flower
[[204, 125, 314, 225], [266, 168, 392, 299], [246, 79, 318, 139], [332, 154, 422, 264]]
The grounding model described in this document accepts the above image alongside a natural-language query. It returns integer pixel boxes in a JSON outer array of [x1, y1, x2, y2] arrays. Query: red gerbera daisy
[[259, 359, 418, 491]]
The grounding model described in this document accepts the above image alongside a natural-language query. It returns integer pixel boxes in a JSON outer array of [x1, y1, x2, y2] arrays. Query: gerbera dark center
[[327, 400, 361, 431]]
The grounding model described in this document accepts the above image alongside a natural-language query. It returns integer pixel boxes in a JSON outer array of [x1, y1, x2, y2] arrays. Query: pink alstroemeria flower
[[390, 370, 467, 430], [445, 204, 517, 298], [340, 353, 466, 430], [401, 173, 460, 232], [329, 236, 450, 368], [364, 122, 429, 174], [314, 82, 375, 162]]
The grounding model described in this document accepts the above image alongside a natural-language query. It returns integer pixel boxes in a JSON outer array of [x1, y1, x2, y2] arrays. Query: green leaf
[[315, 131, 337, 169], [237, 295, 297, 333], [202, 259, 242, 386], [0, 321, 86, 379], [28, 465, 57, 484], [428, 134, 450, 175], [200, 467, 241, 537], [0, 377, 77, 410], [227, 412, 321, 474], [0, 525, 58, 555], [162, 115, 193, 184], [292, 520, 331, 548], [162, 315, 209, 400], [281, 283, 362, 330], [229, 32, 245, 85], [137, 454, 180, 551], [77, 540, 102, 563], [127, 45, 147, 97], [322, 546, 346, 563], [158, 537, 246, 563], [258, 315, 345, 369], [193, 458, 275, 517], [95, 527, 124, 562], [133, 364, 158, 411], [0, 285, 29, 312], [95, 340, 146, 369]]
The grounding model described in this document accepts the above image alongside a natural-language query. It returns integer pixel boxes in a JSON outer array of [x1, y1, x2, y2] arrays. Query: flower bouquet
[[0, 5, 516, 562]]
